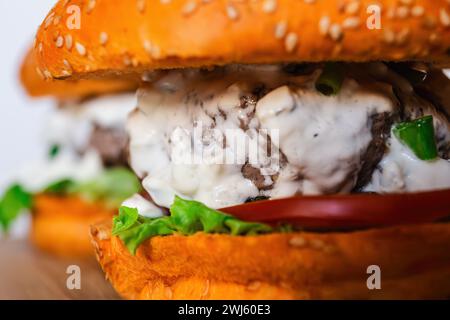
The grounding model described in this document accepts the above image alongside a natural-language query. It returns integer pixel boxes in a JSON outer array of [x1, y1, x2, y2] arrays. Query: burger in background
[[0, 49, 141, 257]]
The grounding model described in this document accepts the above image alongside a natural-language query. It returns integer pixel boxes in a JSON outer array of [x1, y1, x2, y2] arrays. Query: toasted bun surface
[[91, 221, 450, 299], [20, 48, 138, 99], [35, 0, 450, 80], [32, 195, 115, 258]]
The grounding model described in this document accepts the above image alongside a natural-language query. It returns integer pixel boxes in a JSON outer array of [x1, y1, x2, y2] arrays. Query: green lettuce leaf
[[118, 218, 174, 254], [224, 218, 272, 235], [42, 167, 141, 207], [0, 167, 140, 232], [112, 206, 139, 236], [113, 196, 273, 255], [0, 185, 32, 231], [72, 168, 141, 207], [43, 179, 76, 194]]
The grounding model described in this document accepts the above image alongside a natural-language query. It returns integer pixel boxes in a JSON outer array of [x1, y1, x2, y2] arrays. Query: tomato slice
[[221, 189, 450, 229]]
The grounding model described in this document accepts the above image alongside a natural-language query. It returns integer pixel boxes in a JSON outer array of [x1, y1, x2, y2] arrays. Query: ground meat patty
[[241, 163, 272, 190], [354, 112, 396, 191], [88, 125, 129, 167]]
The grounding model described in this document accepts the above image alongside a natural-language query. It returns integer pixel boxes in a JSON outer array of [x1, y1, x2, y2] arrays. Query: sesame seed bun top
[[20, 47, 138, 99], [34, 0, 450, 81]]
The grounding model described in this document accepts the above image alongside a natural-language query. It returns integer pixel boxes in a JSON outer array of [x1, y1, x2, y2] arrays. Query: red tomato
[[221, 189, 450, 229]]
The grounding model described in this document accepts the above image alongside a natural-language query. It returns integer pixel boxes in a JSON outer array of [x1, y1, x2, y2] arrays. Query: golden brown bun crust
[[91, 221, 450, 299], [35, 0, 450, 80], [20, 48, 138, 99], [32, 195, 115, 258]]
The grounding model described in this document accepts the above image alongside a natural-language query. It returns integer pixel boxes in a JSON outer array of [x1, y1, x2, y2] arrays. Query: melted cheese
[[365, 134, 450, 193], [127, 66, 398, 208]]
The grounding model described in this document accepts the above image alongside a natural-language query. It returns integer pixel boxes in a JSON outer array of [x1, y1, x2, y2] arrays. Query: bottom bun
[[32, 195, 115, 258], [91, 221, 450, 299]]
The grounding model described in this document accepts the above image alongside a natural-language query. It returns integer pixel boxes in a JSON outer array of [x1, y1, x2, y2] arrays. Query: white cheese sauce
[[257, 81, 393, 195], [15, 93, 136, 192], [127, 66, 417, 209], [121, 193, 164, 218], [365, 134, 450, 193]]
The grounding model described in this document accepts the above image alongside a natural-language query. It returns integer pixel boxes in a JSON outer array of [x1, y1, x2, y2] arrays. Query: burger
[[0, 48, 140, 257], [31, 0, 450, 298]]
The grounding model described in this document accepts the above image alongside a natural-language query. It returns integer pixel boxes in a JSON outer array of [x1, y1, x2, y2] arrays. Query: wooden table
[[0, 239, 119, 299]]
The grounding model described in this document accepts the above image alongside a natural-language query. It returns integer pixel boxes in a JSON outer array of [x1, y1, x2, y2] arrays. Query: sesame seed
[[61, 70, 71, 77], [342, 17, 360, 29], [86, 0, 96, 13], [65, 35, 73, 49], [396, 6, 410, 19], [226, 4, 239, 20], [55, 36, 64, 48], [262, 0, 277, 13], [289, 237, 306, 247], [143, 40, 161, 59], [43, 69, 52, 79], [303, 0, 315, 4], [329, 23, 343, 41], [284, 32, 298, 52], [440, 9, 450, 27], [160, 0, 171, 3], [201, 280, 210, 298], [44, 13, 55, 29], [345, 1, 360, 15], [38, 42, 43, 53], [411, 6, 424, 17], [53, 15, 61, 25], [182, 1, 197, 15], [399, 0, 413, 5], [75, 42, 86, 56], [246, 281, 261, 291], [274, 20, 287, 39], [63, 59, 72, 71], [319, 16, 330, 36], [99, 32, 108, 45]]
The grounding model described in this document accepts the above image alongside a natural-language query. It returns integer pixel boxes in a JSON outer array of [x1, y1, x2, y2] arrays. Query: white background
[[0, 0, 57, 190]]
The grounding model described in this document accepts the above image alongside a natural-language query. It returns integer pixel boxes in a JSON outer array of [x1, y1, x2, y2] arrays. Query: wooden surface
[[0, 239, 119, 300]]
